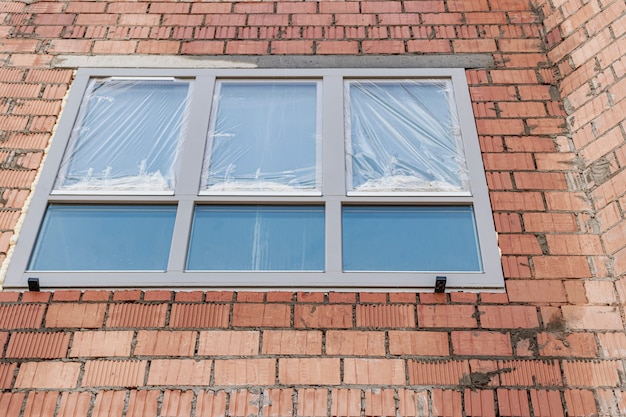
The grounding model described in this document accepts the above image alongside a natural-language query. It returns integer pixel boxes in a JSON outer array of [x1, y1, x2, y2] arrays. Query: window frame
[[5, 67, 503, 290]]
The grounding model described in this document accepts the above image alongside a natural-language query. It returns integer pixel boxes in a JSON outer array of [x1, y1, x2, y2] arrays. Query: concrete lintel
[[53, 54, 495, 69]]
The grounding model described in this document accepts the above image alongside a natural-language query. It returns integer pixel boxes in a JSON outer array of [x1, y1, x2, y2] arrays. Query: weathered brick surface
[[0, 0, 624, 415]]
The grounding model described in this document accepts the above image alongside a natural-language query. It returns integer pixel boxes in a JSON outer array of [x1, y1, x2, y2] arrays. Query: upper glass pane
[[345, 80, 470, 194], [201, 81, 320, 194], [342, 206, 481, 272], [54, 79, 190, 193], [29, 205, 176, 271], [187, 206, 324, 271]]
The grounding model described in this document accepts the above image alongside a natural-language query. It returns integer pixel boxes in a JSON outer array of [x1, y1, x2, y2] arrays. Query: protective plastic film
[[54, 78, 191, 193], [345, 80, 470, 194], [201, 82, 320, 194]]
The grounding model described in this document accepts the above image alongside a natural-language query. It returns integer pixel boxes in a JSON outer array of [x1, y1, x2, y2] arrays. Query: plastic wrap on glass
[[201, 81, 321, 194], [53, 78, 191, 193], [345, 80, 470, 194]]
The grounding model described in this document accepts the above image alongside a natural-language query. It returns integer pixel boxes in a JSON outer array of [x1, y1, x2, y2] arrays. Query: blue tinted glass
[[29, 205, 176, 270], [187, 206, 324, 270], [342, 206, 481, 271]]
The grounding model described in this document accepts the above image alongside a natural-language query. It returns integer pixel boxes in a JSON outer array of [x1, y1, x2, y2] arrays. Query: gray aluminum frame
[[4, 67, 504, 290]]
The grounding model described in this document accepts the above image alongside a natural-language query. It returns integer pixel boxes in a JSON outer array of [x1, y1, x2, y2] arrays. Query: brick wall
[[0, 0, 625, 416]]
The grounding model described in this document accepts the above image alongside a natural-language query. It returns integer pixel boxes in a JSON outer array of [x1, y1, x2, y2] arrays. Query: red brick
[[497, 389, 531, 417], [225, 41, 268, 54], [82, 360, 146, 387], [419, 293, 448, 304], [328, 292, 357, 303], [564, 359, 623, 387], [478, 306, 539, 329], [229, 389, 260, 417], [297, 292, 324, 303], [326, 330, 385, 356], [214, 359, 275, 385], [296, 389, 327, 416], [70, 331, 133, 357], [388, 292, 416, 303], [529, 390, 564, 417], [500, 234, 544, 255], [0, 392, 25, 416], [316, 41, 359, 54], [91, 391, 126, 417], [295, 304, 351, 328], [431, 389, 463, 417], [174, 291, 203, 302], [0, 38, 37, 52], [362, 40, 405, 54], [562, 306, 623, 330], [263, 389, 293, 417], [358, 292, 386, 303], [262, 330, 321, 355], [181, 41, 224, 55], [331, 389, 361, 417], [344, 358, 405, 384], [538, 332, 598, 357], [389, 331, 449, 356], [279, 358, 340, 385], [271, 40, 313, 54], [20, 291, 50, 303], [598, 332, 626, 358], [533, 256, 592, 278], [198, 330, 259, 356], [236, 292, 265, 302], [57, 392, 92, 417], [418, 305, 477, 328], [46, 303, 106, 328], [364, 389, 395, 417], [82, 290, 111, 301], [170, 303, 230, 328], [112, 290, 141, 301], [52, 290, 82, 302], [233, 303, 290, 327], [15, 361, 80, 389], [6, 331, 70, 358], [0, 292, 20, 302], [452, 331, 512, 356], [196, 390, 227, 417], [464, 389, 496, 417], [0, 304, 46, 329], [134, 330, 196, 356], [356, 304, 415, 328], [506, 280, 567, 303], [148, 359, 212, 385], [499, 360, 563, 386], [397, 389, 429, 417], [450, 292, 478, 303], [564, 389, 597, 417], [406, 39, 452, 53], [23, 392, 59, 417], [126, 390, 159, 417], [106, 303, 167, 328]]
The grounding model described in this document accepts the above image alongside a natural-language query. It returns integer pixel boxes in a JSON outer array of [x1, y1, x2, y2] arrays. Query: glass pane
[[342, 206, 481, 271], [345, 80, 469, 193], [201, 82, 319, 193], [29, 205, 176, 270], [187, 206, 324, 270], [54, 79, 190, 193]]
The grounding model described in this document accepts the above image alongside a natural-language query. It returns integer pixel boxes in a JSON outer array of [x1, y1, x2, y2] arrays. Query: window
[[5, 68, 503, 290]]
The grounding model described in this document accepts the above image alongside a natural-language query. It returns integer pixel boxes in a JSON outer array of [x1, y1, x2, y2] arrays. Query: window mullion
[[167, 198, 195, 272], [175, 75, 215, 196], [322, 75, 346, 197], [322, 75, 346, 274]]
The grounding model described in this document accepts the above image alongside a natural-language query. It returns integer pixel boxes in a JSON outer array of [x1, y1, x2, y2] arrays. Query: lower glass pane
[[29, 205, 176, 270], [342, 206, 481, 271], [187, 206, 324, 270]]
